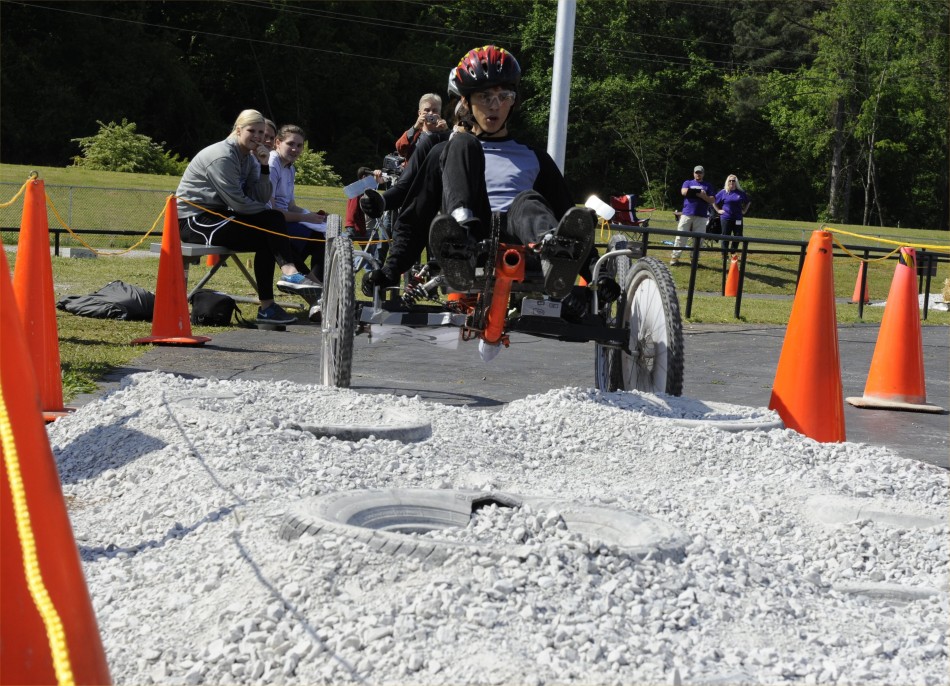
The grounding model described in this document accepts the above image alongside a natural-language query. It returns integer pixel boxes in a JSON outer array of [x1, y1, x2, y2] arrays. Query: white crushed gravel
[[49, 371, 948, 685]]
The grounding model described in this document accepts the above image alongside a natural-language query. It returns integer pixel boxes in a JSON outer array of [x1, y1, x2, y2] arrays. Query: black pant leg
[[385, 147, 446, 276], [506, 190, 558, 245], [440, 133, 492, 228], [181, 210, 294, 301], [730, 220, 743, 255]]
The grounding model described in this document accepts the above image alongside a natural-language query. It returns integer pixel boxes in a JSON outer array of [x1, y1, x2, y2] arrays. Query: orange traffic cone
[[1, 247, 112, 685], [206, 253, 220, 267], [850, 262, 870, 304], [9, 178, 72, 422], [846, 247, 944, 412], [768, 230, 846, 442], [724, 254, 739, 297], [132, 196, 210, 346]]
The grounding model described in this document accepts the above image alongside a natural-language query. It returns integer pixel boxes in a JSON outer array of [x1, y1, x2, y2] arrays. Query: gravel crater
[[48, 371, 948, 685]]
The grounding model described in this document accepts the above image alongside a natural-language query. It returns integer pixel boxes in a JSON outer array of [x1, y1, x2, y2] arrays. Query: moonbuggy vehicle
[[318, 213, 684, 396]]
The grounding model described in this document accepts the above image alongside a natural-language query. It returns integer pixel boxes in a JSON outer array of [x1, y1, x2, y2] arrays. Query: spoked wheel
[[321, 228, 355, 388], [616, 256, 684, 395], [607, 232, 634, 287], [594, 233, 639, 392]]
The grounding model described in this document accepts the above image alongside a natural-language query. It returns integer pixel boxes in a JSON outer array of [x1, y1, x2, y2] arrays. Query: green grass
[[3, 163, 947, 400], [0, 163, 347, 249]]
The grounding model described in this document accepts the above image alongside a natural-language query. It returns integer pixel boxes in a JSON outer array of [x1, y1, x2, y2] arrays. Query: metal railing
[[1, 180, 946, 321], [598, 225, 947, 320], [0, 181, 347, 251]]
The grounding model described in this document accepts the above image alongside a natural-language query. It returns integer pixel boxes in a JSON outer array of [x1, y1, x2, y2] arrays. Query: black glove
[[359, 189, 385, 219], [361, 267, 399, 297], [596, 276, 621, 304]]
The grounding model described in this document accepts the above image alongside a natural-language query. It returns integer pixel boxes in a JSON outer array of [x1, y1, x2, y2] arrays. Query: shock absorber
[[482, 246, 525, 345], [401, 265, 443, 306]]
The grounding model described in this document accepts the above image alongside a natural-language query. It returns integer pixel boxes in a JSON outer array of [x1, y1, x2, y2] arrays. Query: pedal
[[543, 235, 583, 260]]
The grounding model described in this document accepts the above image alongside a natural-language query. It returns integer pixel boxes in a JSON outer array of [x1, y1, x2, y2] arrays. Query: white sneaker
[[308, 304, 322, 324]]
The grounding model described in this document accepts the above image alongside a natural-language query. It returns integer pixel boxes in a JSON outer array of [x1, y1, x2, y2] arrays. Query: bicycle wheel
[[594, 233, 634, 392], [352, 222, 379, 273], [325, 213, 343, 277], [321, 233, 355, 388], [594, 336, 622, 392], [616, 256, 684, 395], [607, 233, 633, 287]]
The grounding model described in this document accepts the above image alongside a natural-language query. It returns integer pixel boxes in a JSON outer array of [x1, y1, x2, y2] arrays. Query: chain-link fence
[[0, 182, 349, 251]]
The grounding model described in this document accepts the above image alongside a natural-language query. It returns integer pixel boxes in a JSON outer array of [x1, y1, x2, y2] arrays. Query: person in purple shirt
[[670, 165, 715, 266], [714, 174, 752, 257]]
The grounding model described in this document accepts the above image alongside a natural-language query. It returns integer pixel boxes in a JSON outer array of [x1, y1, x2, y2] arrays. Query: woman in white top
[[269, 124, 329, 320]]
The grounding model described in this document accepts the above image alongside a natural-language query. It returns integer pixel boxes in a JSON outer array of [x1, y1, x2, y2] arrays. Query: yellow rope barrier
[[0, 388, 76, 686], [830, 236, 904, 263], [822, 225, 950, 254], [0, 173, 37, 209], [175, 196, 391, 246], [45, 193, 164, 256], [7, 175, 389, 257]]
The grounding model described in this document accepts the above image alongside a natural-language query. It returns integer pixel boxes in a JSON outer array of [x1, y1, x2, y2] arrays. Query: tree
[[294, 144, 341, 187], [71, 119, 187, 175], [760, 0, 948, 227]]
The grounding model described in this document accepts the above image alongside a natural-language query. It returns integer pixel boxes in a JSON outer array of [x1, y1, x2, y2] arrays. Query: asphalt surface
[[76, 318, 949, 470]]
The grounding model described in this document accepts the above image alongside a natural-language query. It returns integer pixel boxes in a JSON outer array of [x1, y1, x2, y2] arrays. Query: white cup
[[585, 195, 615, 221]]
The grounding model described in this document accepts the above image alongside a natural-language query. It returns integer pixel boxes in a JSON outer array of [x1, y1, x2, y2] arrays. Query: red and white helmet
[[448, 45, 521, 98]]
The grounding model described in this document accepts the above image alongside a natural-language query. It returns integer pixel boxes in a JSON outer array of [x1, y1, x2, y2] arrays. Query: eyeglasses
[[471, 90, 516, 107]]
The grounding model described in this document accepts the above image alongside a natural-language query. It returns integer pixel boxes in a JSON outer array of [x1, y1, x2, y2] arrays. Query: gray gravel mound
[[48, 371, 948, 685]]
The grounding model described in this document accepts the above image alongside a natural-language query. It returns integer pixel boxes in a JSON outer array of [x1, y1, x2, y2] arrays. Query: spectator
[[670, 165, 716, 266], [364, 45, 617, 319], [344, 166, 382, 238], [361, 101, 475, 220], [269, 123, 328, 323], [263, 119, 277, 151], [175, 109, 320, 326], [714, 174, 751, 257], [395, 93, 449, 160]]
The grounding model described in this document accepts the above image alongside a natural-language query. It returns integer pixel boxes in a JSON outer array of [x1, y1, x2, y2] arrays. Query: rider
[[363, 45, 618, 309]]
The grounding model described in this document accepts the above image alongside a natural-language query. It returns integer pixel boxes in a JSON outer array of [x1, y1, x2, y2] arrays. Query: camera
[[382, 153, 405, 177], [425, 113, 439, 124]]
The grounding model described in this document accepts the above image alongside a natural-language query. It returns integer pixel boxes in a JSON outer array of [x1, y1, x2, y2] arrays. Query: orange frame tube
[[483, 245, 525, 345]]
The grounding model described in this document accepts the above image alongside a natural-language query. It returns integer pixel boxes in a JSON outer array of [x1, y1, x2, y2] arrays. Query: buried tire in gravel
[[279, 488, 689, 563]]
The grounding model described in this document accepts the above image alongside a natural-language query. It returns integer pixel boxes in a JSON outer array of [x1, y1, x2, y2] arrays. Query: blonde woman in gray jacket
[[175, 109, 318, 325]]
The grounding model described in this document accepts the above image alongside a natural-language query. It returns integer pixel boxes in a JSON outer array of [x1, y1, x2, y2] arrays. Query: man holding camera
[[395, 93, 449, 160], [670, 165, 716, 266]]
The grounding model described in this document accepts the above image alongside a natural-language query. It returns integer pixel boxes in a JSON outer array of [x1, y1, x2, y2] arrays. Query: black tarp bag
[[56, 280, 155, 320], [188, 289, 240, 326]]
